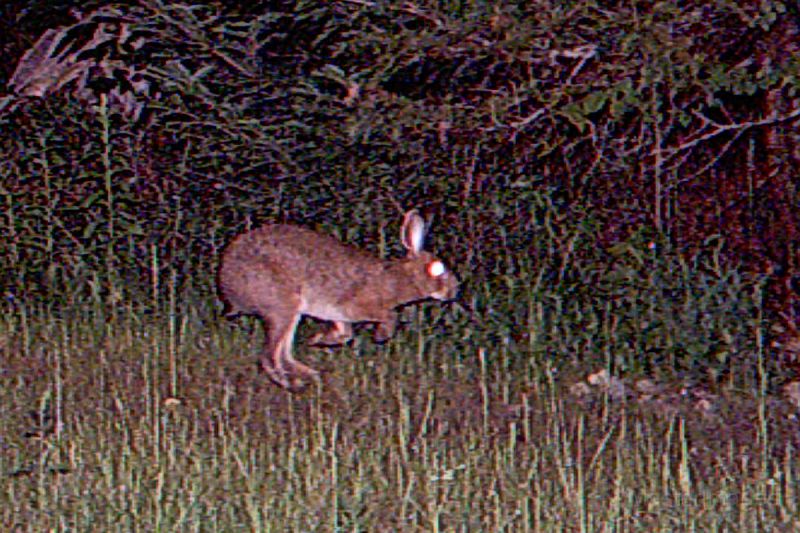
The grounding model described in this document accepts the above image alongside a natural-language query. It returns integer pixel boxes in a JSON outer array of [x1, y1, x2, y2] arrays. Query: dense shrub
[[0, 0, 798, 380]]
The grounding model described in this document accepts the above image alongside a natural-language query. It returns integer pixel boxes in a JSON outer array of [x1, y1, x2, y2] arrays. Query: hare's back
[[237, 224, 373, 263], [221, 223, 383, 301]]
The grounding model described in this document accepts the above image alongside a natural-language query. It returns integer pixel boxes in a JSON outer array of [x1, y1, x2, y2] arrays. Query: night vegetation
[[1, 1, 799, 529]]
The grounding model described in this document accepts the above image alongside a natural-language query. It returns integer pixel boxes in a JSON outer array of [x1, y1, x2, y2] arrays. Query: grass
[[2, 2, 796, 529], [1, 270, 799, 532]]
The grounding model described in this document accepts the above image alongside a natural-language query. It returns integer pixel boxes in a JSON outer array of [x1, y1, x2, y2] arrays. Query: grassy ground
[[1, 287, 799, 532]]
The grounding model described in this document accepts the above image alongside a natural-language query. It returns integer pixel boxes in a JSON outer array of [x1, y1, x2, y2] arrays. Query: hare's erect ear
[[401, 209, 426, 255]]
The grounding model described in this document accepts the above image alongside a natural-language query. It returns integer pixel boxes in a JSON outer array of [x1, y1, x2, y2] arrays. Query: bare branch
[[665, 107, 800, 158]]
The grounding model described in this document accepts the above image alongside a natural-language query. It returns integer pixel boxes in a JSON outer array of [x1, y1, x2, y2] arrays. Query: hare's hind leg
[[260, 307, 319, 391], [259, 306, 304, 389], [259, 313, 293, 389]]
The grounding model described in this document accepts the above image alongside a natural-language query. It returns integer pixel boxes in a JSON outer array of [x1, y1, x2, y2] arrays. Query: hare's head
[[396, 210, 459, 302]]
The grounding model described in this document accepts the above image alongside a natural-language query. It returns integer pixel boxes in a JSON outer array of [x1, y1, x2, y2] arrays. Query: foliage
[[0, 0, 798, 378], [1, 3, 799, 527]]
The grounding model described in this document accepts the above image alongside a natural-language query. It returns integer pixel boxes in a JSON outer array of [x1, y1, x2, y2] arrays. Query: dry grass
[[1, 291, 798, 532]]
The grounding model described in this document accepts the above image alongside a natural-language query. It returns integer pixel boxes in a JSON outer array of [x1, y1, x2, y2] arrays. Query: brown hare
[[218, 209, 459, 391]]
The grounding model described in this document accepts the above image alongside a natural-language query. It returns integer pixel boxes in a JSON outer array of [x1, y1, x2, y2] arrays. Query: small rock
[[587, 369, 626, 399], [587, 369, 609, 386]]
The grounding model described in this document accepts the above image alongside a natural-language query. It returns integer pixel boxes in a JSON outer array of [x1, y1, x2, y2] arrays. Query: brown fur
[[218, 210, 458, 391]]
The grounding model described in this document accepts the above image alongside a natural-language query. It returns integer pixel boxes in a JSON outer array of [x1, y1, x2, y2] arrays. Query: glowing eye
[[427, 260, 446, 278]]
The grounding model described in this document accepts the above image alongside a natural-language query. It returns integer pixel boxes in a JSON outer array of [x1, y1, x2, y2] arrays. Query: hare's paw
[[263, 366, 313, 393], [261, 361, 292, 389], [310, 322, 353, 346], [265, 361, 319, 393], [374, 320, 396, 343]]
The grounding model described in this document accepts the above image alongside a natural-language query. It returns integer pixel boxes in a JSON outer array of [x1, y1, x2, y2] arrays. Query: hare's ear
[[401, 209, 426, 255]]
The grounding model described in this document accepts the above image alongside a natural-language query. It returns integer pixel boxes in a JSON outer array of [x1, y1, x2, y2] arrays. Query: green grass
[[1, 278, 798, 532]]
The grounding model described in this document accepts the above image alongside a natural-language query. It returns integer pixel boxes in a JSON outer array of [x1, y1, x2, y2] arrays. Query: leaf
[[581, 92, 607, 115], [559, 103, 588, 133]]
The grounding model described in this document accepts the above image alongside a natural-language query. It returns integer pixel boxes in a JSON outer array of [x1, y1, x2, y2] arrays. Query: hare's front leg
[[374, 313, 397, 343], [310, 321, 353, 346]]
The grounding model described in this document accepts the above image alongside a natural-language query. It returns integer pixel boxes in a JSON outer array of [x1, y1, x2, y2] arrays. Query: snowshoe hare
[[218, 209, 459, 391]]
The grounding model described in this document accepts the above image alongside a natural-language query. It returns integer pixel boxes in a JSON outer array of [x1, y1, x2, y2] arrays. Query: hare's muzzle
[[432, 271, 459, 301]]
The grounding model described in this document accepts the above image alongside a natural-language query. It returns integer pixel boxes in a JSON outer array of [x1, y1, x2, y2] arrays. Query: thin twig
[[665, 107, 800, 157]]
